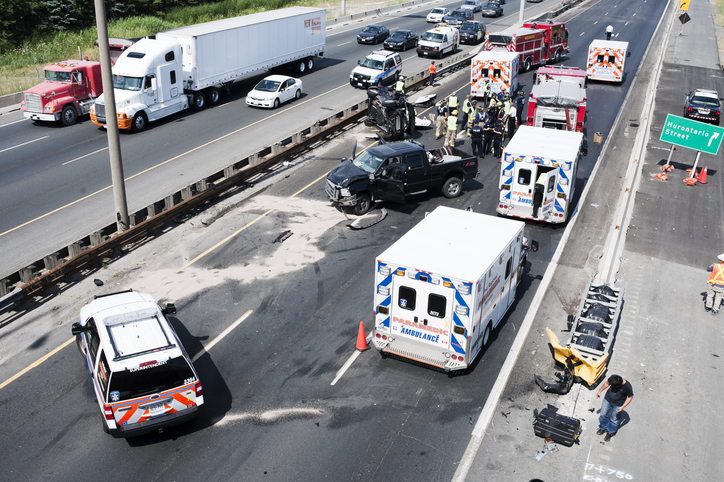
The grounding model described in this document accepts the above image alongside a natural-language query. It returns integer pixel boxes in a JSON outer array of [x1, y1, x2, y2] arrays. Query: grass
[[0, 0, 398, 96]]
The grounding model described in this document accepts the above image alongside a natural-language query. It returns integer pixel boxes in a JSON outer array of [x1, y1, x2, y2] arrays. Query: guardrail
[[0, 49, 477, 314]]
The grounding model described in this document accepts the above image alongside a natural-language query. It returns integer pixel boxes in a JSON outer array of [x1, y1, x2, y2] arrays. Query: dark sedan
[[459, 21, 486, 44], [481, 2, 503, 17], [443, 8, 474, 26], [383, 30, 419, 51], [357, 25, 390, 44], [684, 89, 721, 125]]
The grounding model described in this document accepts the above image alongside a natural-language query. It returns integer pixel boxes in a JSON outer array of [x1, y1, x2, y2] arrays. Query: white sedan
[[246, 75, 303, 109], [427, 8, 450, 23]]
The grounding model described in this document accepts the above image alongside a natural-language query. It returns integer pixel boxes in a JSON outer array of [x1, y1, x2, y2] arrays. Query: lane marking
[[0, 136, 48, 153], [0, 118, 28, 128], [580, 31, 585, 36], [62, 147, 109, 166], [192, 310, 253, 362], [0, 337, 75, 391], [337, 41, 352, 46]]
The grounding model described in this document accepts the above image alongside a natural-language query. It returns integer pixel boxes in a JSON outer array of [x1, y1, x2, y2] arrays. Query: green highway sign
[[660, 114, 724, 155]]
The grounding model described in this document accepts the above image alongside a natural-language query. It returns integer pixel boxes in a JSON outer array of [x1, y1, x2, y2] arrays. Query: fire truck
[[526, 66, 587, 132], [484, 20, 569, 72]]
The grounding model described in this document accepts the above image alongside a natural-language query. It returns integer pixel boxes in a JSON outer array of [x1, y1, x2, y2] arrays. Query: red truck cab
[[522, 20, 569, 64], [21, 60, 102, 126], [526, 66, 587, 132]]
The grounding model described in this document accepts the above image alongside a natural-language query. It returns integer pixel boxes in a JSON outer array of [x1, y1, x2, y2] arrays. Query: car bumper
[[24, 112, 60, 122], [246, 98, 274, 108], [685, 113, 720, 124], [357, 37, 377, 44], [109, 404, 199, 438]]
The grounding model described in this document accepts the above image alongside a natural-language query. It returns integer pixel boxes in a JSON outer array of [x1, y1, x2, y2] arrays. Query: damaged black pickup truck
[[325, 140, 478, 215]]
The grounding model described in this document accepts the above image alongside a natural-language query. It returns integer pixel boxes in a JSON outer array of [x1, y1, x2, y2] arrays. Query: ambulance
[[372, 206, 536, 371], [497, 125, 584, 224], [471, 50, 519, 97], [586, 40, 630, 83], [72, 290, 203, 437]]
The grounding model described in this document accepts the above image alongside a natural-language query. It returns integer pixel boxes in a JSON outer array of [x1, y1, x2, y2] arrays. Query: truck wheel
[[296, 60, 306, 74], [306, 57, 315, 72], [442, 177, 463, 198], [207, 87, 220, 105], [524, 58, 532, 72], [354, 193, 371, 215], [482, 323, 491, 347], [61, 105, 78, 126], [554, 49, 561, 63], [131, 111, 147, 133], [193, 92, 206, 110]]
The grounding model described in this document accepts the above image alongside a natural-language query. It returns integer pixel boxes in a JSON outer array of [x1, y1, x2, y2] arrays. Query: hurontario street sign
[[660, 114, 724, 155]]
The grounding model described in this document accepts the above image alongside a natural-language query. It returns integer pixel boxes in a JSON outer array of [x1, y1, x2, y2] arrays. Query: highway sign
[[660, 114, 724, 155], [679, 0, 689, 11]]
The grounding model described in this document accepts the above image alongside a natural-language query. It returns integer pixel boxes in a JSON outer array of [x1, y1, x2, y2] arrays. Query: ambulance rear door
[[540, 167, 558, 218]]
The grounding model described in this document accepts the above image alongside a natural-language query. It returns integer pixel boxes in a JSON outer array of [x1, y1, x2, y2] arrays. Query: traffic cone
[[684, 176, 697, 186], [698, 166, 708, 184], [356, 321, 369, 351], [654, 172, 668, 181]]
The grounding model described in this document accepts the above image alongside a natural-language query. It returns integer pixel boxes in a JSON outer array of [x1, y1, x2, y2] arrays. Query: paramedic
[[532, 171, 547, 218]]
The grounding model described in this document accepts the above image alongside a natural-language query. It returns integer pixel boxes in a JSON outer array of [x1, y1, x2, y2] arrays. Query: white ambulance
[[372, 206, 536, 371], [470, 50, 519, 97], [497, 125, 584, 224], [586, 40, 630, 83], [72, 290, 203, 437]]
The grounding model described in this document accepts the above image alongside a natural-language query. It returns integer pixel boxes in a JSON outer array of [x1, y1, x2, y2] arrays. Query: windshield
[[464, 1, 476, 5], [360, 58, 384, 70], [431, 8, 445, 14], [390, 31, 407, 39], [255, 79, 281, 92], [113, 75, 143, 91], [108, 356, 195, 401], [422, 32, 445, 42], [691, 95, 720, 107], [362, 26, 379, 33], [44, 70, 71, 82], [352, 150, 385, 174], [485, 2, 499, 6], [450, 11, 466, 18], [461, 22, 478, 30]]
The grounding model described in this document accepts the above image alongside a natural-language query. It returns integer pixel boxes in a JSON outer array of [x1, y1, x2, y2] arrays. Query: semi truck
[[586, 40, 629, 83], [483, 20, 569, 72], [372, 206, 536, 371], [497, 125, 584, 224], [470, 50, 519, 97], [91, 7, 326, 132], [526, 66, 587, 132]]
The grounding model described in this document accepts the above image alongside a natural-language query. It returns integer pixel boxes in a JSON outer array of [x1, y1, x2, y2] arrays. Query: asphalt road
[[0, 0, 550, 278], [0, 0, 669, 480]]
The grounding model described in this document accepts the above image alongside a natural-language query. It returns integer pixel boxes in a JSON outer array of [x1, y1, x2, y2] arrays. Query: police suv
[[350, 50, 403, 89], [72, 290, 203, 437]]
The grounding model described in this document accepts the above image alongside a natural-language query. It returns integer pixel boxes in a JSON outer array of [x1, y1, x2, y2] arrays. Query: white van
[[417, 26, 459, 58]]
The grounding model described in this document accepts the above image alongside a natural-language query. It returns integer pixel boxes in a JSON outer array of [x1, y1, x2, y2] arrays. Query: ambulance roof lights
[[443, 281, 453, 288], [431, 278, 441, 285], [561, 163, 570, 171], [407, 271, 416, 279], [456, 283, 470, 295], [395, 269, 405, 276], [559, 178, 569, 185], [455, 305, 469, 316], [503, 169, 512, 176], [378, 285, 390, 296], [379, 265, 392, 276]]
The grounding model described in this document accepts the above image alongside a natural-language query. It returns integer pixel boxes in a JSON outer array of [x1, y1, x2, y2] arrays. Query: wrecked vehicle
[[325, 141, 478, 215], [364, 86, 417, 141]]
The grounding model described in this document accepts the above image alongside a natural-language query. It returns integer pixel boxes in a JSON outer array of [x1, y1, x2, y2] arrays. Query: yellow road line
[[0, 337, 75, 391]]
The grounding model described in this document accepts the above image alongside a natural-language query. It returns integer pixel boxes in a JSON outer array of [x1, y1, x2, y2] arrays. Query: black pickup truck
[[325, 141, 478, 215]]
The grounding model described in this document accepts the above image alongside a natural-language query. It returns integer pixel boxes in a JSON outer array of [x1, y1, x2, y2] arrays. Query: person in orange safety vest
[[705, 254, 724, 313]]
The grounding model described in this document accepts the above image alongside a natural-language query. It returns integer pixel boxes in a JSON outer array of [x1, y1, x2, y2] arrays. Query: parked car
[[684, 89, 721, 125], [427, 7, 450, 23], [384, 30, 419, 51], [350, 50, 403, 89], [459, 21, 486, 44], [460, 0, 483, 12], [246, 75, 303, 109], [443, 8, 474, 27], [357, 25, 390, 44], [481, 2, 504, 17]]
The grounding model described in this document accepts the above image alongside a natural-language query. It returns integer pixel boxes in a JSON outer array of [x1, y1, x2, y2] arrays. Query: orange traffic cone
[[698, 166, 708, 184], [356, 321, 369, 351], [654, 172, 668, 181]]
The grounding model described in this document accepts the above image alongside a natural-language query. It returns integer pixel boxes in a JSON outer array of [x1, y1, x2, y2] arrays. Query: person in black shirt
[[596, 374, 634, 441], [470, 121, 484, 158]]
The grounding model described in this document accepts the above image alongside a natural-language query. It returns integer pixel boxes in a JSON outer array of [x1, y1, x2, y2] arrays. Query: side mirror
[[531, 240, 539, 252], [358, 60, 361, 65], [71, 321, 85, 336], [341, 157, 348, 164], [626, 51, 631, 58], [369, 173, 376, 182], [162, 303, 176, 315]]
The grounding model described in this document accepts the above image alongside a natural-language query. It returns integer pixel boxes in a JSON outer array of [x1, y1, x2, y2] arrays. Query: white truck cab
[[72, 290, 203, 438], [416, 26, 459, 59]]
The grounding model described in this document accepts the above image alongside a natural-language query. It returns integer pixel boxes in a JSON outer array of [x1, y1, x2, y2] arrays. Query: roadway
[[0, 0, 670, 480]]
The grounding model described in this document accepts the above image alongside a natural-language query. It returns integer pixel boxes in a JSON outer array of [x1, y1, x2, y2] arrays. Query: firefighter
[[444, 109, 458, 147], [395, 76, 405, 96], [470, 120, 484, 159], [435, 99, 448, 139], [448, 91, 459, 111], [532, 170, 548, 218]]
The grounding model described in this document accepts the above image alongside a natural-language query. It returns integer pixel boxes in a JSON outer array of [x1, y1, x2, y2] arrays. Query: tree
[[44, 0, 83, 31]]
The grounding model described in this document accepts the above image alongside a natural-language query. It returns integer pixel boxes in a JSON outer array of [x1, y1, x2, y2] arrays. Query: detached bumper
[[24, 112, 60, 122]]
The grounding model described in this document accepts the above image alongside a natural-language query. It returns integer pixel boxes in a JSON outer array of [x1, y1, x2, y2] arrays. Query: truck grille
[[352, 73, 370, 82], [418, 45, 433, 52], [95, 103, 106, 124], [326, 179, 340, 200], [24, 93, 42, 113]]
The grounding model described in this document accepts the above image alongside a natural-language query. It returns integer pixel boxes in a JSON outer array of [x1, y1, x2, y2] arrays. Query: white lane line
[[0, 118, 28, 127], [594, 20, 599, 25], [192, 309, 253, 362], [580, 31, 585, 36], [62, 147, 109, 165], [0, 135, 49, 153], [331, 350, 361, 386], [625, 22, 629, 26], [337, 41, 352, 46]]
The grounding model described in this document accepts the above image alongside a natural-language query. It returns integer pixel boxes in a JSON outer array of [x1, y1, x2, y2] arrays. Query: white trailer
[[586, 39, 629, 83], [372, 206, 533, 371], [91, 7, 326, 132], [497, 125, 584, 224]]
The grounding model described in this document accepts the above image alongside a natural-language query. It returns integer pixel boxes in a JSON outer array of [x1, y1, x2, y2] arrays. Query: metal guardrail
[[0, 50, 477, 313]]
